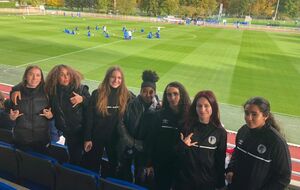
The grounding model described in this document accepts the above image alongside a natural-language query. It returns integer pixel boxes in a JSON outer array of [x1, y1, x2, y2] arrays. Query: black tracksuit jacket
[[152, 108, 184, 189], [227, 124, 291, 190], [152, 108, 184, 167], [175, 121, 227, 190]]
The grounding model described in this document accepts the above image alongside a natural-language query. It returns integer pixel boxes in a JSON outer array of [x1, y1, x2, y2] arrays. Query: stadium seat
[[0, 142, 18, 182], [47, 141, 69, 163], [55, 163, 100, 190], [100, 178, 133, 190], [0, 182, 17, 190], [101, 177, 147, 190], [16, 149, 57, 190], [0, 129, 13, 144]]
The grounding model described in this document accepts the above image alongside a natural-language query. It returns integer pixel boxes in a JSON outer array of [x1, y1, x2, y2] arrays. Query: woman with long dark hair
[[152, 81, 191, 190], [226, 97, 291, 190], [174, 90, 227, 190]]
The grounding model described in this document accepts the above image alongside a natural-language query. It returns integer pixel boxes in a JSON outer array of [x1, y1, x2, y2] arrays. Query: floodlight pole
[[273, 0, 280, 20], [218, 3, 223, 21], [113, 0, 117, 13]]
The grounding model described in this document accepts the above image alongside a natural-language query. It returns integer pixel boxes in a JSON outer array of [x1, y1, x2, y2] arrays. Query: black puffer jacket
[[11, 85, 50, 145], [51, 84, 90, 138], [0, 109, 15, 130]]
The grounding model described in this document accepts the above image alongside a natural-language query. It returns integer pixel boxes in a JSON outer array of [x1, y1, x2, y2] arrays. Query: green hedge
[[223, 17, 300, 28]]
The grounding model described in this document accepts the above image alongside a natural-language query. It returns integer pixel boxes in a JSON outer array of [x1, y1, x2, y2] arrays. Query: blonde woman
[[83, 66, 132, 177]]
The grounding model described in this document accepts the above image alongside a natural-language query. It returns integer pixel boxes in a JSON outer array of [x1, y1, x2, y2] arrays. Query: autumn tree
[[178, 5, 195, 16], [284, 0, 300, 18], [161, 0, 180, 15], [94, 0, 109, 12], [117, 0, 136, 14], [251, 0, 276, 18], [45, 0, 64, 7]]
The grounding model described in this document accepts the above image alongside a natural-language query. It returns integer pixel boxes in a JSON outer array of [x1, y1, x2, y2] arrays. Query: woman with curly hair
[[45, 64, 90, 165]]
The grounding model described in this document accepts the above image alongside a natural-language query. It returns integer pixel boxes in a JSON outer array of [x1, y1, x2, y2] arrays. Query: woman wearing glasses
[[152, 81, 191, 190]]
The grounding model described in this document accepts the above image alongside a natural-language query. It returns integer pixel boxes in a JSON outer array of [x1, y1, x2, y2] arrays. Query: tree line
[[19, 0, 300, 19]]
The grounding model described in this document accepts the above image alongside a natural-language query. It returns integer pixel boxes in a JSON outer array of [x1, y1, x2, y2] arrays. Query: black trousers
[[174, 180, 216, 190], [118, 152, 154, 189], [81, 140, 118, 177], [154, 164, 176, 190], [65, 136, 83, 166]]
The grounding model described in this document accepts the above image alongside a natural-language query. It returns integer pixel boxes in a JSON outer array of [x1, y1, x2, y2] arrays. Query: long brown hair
[[0, 91, 5, 109], [96, 66, 129, 117], [184, 90, 222, 133], [22, 65, 45, 87], [45, 64, 83, 96]]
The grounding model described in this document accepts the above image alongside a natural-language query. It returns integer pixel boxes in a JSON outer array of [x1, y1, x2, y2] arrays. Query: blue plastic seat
[[55, 163, 100, 190], [0, 182, 17, 190], [101, 177, 148, 190], [17, 150, 57, 190], [0, 142, 18, 182], [47, 141, 69, 163]]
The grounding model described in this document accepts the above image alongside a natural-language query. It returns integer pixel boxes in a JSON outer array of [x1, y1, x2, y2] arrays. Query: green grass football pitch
[[0, 15, 299, 143]]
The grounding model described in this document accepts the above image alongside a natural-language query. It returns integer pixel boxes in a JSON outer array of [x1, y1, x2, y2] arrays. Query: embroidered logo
[[257, 144, 267, 154], [162, 119, 168, 124], [208, 136, 216, 145], [238, 139, 244, 145]]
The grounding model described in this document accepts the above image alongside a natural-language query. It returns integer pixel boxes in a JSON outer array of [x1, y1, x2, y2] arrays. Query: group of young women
[[6, 64, 291, 190]]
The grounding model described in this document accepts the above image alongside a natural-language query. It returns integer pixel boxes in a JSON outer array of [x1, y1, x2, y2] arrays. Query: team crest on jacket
[[257, 144, 267, 154], [208, 136, 216, 145]]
